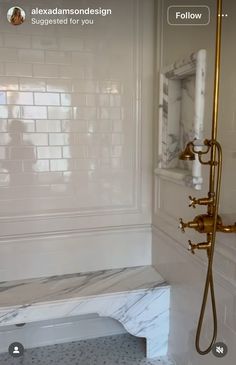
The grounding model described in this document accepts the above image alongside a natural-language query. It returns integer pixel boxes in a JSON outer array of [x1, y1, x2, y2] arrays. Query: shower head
[[179, 142, 195, 161]]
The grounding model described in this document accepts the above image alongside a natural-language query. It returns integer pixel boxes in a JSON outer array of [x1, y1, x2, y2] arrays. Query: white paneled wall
[[153, 1, 236, 364], [0, 0, 154, 280]]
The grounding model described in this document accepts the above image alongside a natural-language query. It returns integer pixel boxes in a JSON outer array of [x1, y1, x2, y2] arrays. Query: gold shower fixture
[[178, 0, 236, 355]]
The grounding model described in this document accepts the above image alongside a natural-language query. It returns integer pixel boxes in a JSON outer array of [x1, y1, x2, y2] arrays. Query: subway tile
[[0, 63, 4, 76], [71, 52, 93, 66], [22, 133, 48, 146], [0, 48, 17, 62], [49, 133, 70, 146], [3, 172, 36, 186], [18, 49, 44, 63], [0, 120, 7, 132], [45, 51, 71, 65], [8, 106, 21, 119], [0, 173, 10, 186], [71, 93, 86, 106], [50, 159, 69, 171], [99, 81, 122, 94], [72, 80, 98, 93], [112, 146, 123, 157], [0, 106, 8, 118], [21, 106, 47, 119], [113, 120, 123, 132], [19, 78, 46, 92], [0, 77, 19, 90], [98, 95, 110, 106], [0, 92, 6, 104], [23, 160, 50, 172], [100, 107, 121, 119], [36, 120, 61, 132], [59, 37, 83, 51], [86, 95, 96, 106], [32, 36, 58, 50], [6, 63, 33, 77], [63, 146, 87, 158], [0, 160, 22, 173], [33, 64, 59, 78], [8, 120, 35, 132], [78, 133, 98, 145], [74, 158, 97, 171], [111, 133, 124, 145], [34, 92, 60, 106], [36, 172, 63, 184], [61, 120, 87, 132], [99, 120, 113, 132], [10, 147, 36, 160], [59, 65, 84, 79], [4, 34, 31, 48], [110, 95, 121, 107], [46, 79, 72, 92], [0, 133, 11, 145], [7, 92, 33, 105], [37, 146, 62, 159], [60, 93, 72, 106], [87, 145, 100, 157], [48, 106, 72, 119], [73, 107, 97, 120], [0, 146, 6, 159], [87, 121, 98, 133]]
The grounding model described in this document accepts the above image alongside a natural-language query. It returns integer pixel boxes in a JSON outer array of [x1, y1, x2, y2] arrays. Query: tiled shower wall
[[0, 4, 133, 215], [0, 0, 154, 280]]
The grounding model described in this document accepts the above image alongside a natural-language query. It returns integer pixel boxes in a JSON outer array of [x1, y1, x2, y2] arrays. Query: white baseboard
[[0, 314, 126, 354]]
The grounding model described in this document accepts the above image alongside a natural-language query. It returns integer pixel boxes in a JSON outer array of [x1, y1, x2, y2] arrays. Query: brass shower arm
[[217, 223, 236, 233]]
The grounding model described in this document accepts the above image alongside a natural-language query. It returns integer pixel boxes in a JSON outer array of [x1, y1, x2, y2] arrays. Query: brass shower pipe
[[178, 0, 236, 355]]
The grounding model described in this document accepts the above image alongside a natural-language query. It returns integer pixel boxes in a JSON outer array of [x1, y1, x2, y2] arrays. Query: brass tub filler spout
[[178, 0, 236, 355]]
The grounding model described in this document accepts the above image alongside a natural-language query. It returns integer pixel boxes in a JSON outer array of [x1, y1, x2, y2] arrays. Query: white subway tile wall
[[0, 1, 136, 215]]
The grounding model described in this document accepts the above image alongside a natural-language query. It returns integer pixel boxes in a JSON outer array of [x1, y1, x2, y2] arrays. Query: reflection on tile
[[7, 92, 33, 105], [0, 334, 175, 365], [0, 77, 19, 91], [0, 92, 6, 105]]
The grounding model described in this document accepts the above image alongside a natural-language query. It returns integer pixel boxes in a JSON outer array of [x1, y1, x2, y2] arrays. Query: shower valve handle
[[188, 240, 197, 254], [189, 196, 197, 208], [179, 218, 186, 233]]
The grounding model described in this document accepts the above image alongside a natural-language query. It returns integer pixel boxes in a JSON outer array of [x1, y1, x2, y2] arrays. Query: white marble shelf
[[0, 266, 170, 358]]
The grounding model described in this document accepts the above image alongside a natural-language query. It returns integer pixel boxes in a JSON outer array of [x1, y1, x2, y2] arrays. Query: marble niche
[[155, 49, 206, 190]]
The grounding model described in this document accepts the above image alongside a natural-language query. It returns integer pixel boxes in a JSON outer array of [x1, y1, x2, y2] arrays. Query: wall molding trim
[[152, 224, 236, 295], [0, 223, 152, 243]]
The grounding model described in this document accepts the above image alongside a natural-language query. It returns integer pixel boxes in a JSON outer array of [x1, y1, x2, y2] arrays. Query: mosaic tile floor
[[0, 334, 175, 365]]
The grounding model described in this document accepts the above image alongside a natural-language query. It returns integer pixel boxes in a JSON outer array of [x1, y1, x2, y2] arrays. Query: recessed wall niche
[[155, 49, 206, 190]]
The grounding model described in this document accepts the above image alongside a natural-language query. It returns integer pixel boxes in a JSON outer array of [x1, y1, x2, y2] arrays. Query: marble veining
[[0, 266, 170, 358], [157, 49, 206, 190]]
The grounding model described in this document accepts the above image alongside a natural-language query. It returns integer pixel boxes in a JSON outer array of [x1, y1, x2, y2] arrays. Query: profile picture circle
[[7, 6, 25, 25]]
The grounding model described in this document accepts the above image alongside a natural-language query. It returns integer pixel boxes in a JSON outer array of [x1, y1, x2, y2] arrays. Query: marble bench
[[0, 265, 170, 358]]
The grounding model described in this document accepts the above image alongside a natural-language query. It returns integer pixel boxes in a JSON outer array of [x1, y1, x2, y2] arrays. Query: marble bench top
[[0, 266, 168, 308]]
